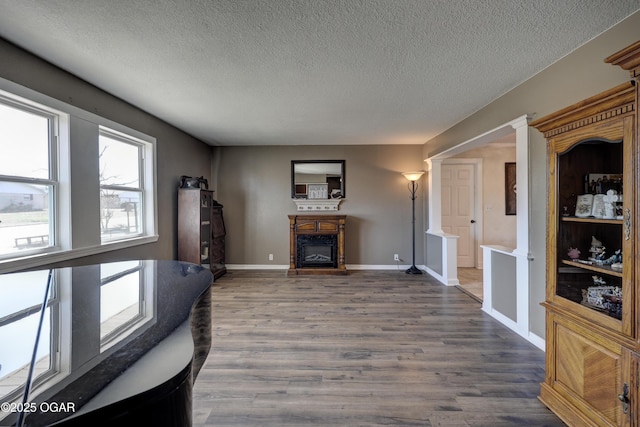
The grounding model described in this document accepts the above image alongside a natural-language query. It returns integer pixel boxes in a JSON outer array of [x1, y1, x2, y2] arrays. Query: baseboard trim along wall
[[224, 264, 289, 270]]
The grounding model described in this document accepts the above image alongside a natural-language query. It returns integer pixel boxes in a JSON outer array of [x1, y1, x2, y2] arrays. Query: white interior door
[[441, 163, 476, 268]]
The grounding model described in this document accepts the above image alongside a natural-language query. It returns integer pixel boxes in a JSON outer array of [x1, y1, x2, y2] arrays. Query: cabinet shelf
[[560, 259, 623, 277], [561, 216, 622, 225]]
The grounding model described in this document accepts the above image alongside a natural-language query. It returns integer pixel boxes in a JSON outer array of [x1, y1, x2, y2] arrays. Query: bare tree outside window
[[99, 132, 143, 242]]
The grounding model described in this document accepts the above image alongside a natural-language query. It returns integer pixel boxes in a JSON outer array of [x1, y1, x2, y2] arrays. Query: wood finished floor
[[193, 270, 564, 427]]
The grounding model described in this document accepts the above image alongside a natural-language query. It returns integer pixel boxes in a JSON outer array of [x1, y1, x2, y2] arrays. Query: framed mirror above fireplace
[[291, 160, 345, 199], [291, 160, 345, 211]]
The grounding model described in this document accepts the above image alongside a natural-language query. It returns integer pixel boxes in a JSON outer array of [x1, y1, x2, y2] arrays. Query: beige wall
[[452, 144, 517, 250], [214, 145, 425, 266], [423, 10, 640, 338], [0, 38, 213, 266]]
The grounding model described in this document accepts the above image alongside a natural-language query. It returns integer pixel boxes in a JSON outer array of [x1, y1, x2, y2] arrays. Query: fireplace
[[297, 235, 337, 268], [288, 214, 346, 275]]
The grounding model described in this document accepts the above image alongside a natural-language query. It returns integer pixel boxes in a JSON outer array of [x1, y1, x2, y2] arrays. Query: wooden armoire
[[530, 40, 640, 426], [178, 188, 226, 279]]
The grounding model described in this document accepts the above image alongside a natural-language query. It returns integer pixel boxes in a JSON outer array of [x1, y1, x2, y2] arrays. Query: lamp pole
[[402, 172, 424, 274]]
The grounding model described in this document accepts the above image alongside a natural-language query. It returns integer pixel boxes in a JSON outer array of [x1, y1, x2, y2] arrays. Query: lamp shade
[[402, 171, 424, 182]]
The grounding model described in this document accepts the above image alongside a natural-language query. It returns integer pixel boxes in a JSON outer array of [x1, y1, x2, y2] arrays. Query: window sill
[[0, 235, 159, 274]]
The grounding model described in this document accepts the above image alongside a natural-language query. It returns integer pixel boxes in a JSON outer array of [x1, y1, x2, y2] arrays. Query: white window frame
[[98, 127, 149, 243], [0, 78, 158, 274], [0, 269, 62, 420], [0, 96, 60, 259], [99, 261, 155, 352]]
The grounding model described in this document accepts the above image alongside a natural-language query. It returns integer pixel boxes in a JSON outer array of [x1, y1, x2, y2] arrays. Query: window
[[99, 260, 155, 351], [99, 129, 144, 242], [0, 269, 59, 409], [0, 99, 57, 259], [0, 78, 158, 273]]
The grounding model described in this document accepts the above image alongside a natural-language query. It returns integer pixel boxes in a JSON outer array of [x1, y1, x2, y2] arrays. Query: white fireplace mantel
[[292, 198, 343, 211]]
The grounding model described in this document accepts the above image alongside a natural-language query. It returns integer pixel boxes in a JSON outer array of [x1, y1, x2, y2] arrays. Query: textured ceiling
[[0, 1, 638, 146]]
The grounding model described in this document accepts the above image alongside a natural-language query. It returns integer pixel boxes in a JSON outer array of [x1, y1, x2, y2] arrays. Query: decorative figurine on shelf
[[593, 248, 607, 264], [179, 175, 209, 190], [589, 236, 606, 264], [567, 247, 581, 260], [600, 249, 621, 265], [609, 249, 623, 271], [589, 236, 603, 253], [602, 189, 620, 219], [582, 277, 622, 319]]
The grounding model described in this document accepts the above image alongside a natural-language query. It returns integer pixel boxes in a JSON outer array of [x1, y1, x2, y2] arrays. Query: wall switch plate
[[268, 253, 274, 261], [394, 254, 399, 261]]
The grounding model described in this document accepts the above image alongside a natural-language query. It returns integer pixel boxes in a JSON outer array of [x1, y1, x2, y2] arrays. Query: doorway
[[442, 159, 483, 302], [425, 115, 536, 347], [441, 162, 477, 268]]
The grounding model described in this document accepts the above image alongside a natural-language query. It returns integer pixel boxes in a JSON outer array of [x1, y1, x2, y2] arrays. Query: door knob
[[470, 220, 476, 223]]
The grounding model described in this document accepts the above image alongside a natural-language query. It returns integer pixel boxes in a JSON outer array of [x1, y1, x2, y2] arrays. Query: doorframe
[[426, 115, 530, 261], [425, 115, 536, 345], [441, 158, 483, 269]]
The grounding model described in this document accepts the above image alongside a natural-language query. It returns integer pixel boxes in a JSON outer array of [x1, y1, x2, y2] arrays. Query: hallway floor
[[457, 267, 483, 302]]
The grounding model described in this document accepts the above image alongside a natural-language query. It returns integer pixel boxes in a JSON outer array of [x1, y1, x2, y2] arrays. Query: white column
[[510, 115, 531, 338], [510, 115, 531, 260], [425, 158, 443, 234]]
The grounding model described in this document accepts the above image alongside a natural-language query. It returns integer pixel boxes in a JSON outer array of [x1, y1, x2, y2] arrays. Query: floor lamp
[[402, 171, 424, 274]]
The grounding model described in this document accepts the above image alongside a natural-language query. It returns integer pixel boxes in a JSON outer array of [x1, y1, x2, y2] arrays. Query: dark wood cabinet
[[210, 203, 226, 278], [530, 40, 640, 427], [178, 188, 226, 279]]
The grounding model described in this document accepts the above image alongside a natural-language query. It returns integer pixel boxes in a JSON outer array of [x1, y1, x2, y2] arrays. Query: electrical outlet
[[268, 253, 274, 261], [394, 254, 399, 261]]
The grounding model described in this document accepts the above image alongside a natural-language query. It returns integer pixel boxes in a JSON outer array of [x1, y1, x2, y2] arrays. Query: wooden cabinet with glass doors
[[530, 40, 640, 427]]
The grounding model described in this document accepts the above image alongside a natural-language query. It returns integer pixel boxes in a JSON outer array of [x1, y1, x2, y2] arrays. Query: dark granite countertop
[[0, 260, 213, 426]]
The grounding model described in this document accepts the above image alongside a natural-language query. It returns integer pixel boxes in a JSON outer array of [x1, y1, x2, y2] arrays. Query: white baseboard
[[347, 264, 419, 271], [482, 306, 545, 351], [423, 266, 459, 286], [527, 332, 545, 351], [225, 264, 288, 270]]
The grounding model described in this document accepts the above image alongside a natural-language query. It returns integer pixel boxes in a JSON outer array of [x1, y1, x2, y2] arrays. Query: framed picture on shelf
[[505, 162, 516, 215], [585, 173, 622, 194]]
